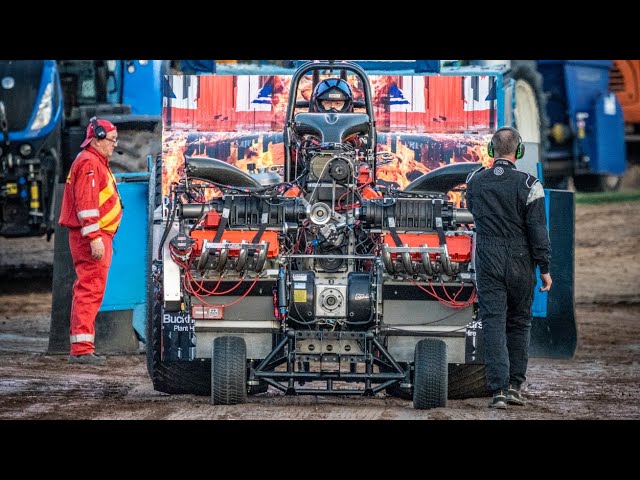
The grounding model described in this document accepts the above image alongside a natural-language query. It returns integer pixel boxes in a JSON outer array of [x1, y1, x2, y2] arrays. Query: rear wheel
[[448, 364, 490, 399], [211, 336, 248, 405], [146, 286, 210, 394], [413, 339, 448, 409], [510, 62, 549, 149], [509, 62, 552, 184], [146, 153, 210, 395]]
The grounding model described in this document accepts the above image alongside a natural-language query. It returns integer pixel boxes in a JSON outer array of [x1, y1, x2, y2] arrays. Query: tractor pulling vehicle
[[147, 60, 576, 409], [0, 60, 62, 238]]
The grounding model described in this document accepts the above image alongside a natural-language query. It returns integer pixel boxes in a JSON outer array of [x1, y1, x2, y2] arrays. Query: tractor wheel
[[211, 336, 248, 405], [448, 364, 490, 399], [509, 61, 553, 186], [145, 285, 210, 394], [413, 338, 448, 409], [145, 153, 210, 395], [510, 61, 549, 153]]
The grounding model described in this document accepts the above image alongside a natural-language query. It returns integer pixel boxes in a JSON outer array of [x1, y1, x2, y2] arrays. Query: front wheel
[[145, 152, 210, 395], [448, 364, 489, 399], [146, 281, 210, 394], [413, 338, 448, 409], [211, 336, 248, 405]]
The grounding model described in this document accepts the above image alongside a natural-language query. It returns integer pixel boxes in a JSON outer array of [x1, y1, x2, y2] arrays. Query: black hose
[[157, 189, 177, 261]]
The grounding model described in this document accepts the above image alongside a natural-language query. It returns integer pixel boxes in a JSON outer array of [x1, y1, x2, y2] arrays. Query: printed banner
[[161, 74, 497, 198]]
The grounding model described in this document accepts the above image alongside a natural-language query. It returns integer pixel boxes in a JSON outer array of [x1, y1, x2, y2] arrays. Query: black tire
[[43, 134, 61, 238], [509, 62, 550, 145], [448, 364, 490, 399], [145, 153, 210, 395], [509, 61, 551, 183], [211, 336, 248, 405], [146, 287, 211, 395], [48, 182, 75, 353], [413, 338, 448, 410], [60, 126, 86, 182], [145, 153, 161, 379], [152, 153, 162, 209]]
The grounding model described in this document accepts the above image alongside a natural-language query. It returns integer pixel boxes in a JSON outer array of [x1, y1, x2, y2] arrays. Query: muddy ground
[[0, 189, 639, 420]]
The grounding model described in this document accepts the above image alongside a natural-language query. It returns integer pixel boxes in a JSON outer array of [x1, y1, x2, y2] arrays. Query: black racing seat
[[292, 112, 370, 144]]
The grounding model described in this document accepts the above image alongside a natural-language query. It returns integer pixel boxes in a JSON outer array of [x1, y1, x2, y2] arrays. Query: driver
[[310, 78, 354, 113], [302, 77, 366, 152]]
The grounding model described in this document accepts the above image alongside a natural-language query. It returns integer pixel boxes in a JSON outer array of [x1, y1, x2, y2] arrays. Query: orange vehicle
[[610, 60, 640, 164]]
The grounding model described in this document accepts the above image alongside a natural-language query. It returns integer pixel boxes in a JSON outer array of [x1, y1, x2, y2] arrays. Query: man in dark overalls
[[465, 126, 553, 409]]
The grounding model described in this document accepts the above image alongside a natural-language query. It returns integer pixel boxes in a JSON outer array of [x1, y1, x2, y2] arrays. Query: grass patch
[[575, 188, 640, 205]]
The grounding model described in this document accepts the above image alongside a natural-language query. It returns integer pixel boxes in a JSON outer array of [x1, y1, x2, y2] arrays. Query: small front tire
[[413, 339, 448, 409], [211, 336, 248, 405]]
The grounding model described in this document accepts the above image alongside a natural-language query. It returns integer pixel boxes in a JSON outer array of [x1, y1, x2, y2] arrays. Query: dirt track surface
[[0, 199, 639, 420]]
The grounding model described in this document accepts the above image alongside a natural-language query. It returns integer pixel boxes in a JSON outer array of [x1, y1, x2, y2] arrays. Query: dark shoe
[[488, 391, 508, 409], [507, 385, 525, 406], [68, 353, 106, 365]]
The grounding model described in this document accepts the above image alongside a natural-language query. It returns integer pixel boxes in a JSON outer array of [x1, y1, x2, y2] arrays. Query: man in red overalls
[[59, 117, 123, 365]]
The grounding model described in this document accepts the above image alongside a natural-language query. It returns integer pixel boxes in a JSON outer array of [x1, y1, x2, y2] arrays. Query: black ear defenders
[[488, 126, 525, 160], [90, 116, 107, 141]]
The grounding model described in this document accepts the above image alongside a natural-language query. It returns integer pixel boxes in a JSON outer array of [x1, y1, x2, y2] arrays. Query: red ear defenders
[[90, 116, 107, 141], [488, 126, 525, 159]]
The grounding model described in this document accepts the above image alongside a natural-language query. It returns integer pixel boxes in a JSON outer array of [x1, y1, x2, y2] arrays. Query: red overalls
[[59, 146, 122, 355]]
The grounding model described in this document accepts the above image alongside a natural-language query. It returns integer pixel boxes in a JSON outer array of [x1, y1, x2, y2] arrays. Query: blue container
[[538, 60, 613, 124], [538, 60, 625, 176], [563, 60, 612, 114], [99, 172, 150, 340]]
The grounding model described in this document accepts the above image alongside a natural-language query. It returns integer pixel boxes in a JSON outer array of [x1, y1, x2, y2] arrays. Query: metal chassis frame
[[250, 330, 409, 396]]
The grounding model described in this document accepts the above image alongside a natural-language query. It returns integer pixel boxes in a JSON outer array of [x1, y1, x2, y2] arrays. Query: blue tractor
[[0, 60, 169, 239], [536, 60, 626, 192], [0, 60, 63, 238], [471, 60, 626, 192]]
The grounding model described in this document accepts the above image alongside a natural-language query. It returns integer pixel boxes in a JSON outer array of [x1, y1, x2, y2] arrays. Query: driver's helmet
[[311, 78, 353, 113]]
